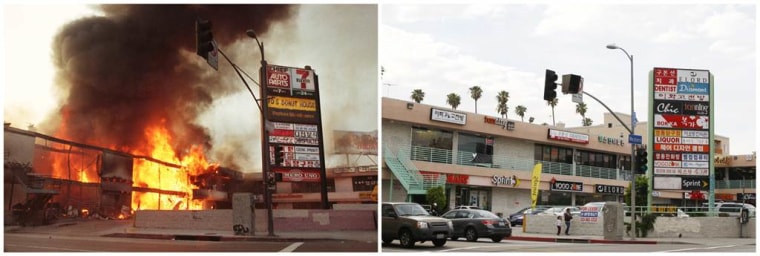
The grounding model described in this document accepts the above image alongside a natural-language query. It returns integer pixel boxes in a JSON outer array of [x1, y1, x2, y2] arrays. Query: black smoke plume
[[47, 4, 296, 159]]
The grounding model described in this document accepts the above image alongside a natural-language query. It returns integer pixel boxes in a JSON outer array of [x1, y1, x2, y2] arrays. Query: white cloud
[[383, 4, 756, 154], [384, 4, 509, 24]]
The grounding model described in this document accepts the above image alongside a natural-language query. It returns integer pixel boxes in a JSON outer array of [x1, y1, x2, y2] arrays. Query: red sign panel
[[654, 152, 682, 161], [267, 67, 291, 89], [273, 168, 321, 182], [653, 114, 709, 130], [446, 174, 470, 185], [654, 144, 709, 152]]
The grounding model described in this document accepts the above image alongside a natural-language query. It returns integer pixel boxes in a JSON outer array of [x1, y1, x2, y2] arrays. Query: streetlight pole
[[247, 29, 275, 237], [607, 43, 636, 239]]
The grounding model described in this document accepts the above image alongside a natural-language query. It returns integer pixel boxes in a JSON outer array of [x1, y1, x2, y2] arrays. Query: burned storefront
[[4, 125, 242, 226]]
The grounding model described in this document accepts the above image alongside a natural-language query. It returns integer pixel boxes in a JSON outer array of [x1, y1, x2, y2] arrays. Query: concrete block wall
[[523, 214, 756, 238], [134, 210, 232, 231], [333, 204, 377, 210], [651, 217, 756, 238], [524, 214, 603, 236], [265, 209, 376, 232], [135, 208, 376, 233], [490, 189, 531, 219]]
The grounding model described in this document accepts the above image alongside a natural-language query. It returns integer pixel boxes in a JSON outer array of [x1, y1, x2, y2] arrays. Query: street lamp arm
[[217, 48, 263, 114], [246, 29, 265, 62], [581, 91, 633, 134]]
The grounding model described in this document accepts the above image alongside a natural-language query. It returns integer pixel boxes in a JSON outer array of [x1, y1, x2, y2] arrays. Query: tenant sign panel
[[650, 67, 713, 190]]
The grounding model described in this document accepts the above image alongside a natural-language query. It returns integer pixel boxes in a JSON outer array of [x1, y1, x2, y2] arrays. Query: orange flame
[[48, 114, 216, 212], [130, 123, 213, 211]]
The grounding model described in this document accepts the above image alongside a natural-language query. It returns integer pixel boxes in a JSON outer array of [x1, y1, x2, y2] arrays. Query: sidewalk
[[5, 219, 377, 243], [507, 226, 757, 246]]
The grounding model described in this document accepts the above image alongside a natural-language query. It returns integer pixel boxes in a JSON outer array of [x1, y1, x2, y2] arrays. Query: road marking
[[4, 244, 96, 252], [440, 245, 506, 252], [656, 245, 738, 252], [438, 241, 587, 252], [280, 242, 304, 252]]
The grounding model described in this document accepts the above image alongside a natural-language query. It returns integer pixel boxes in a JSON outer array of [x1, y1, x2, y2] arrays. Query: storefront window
[[535, 144, 572, 164], [411, 127, 453, 163], [458, 133, 493, 164], [292, 179, 335, 193], [411, 127, 453, 149], [576, 150, 618, 169]]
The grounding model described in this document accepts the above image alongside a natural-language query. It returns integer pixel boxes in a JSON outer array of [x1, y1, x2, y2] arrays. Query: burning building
[[2, 5, 295, 225], [4, 4, 379, 227], [4, 124, 244, 225]]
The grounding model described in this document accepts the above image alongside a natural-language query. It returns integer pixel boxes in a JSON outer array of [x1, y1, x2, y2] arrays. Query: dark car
[[381, 202, 453, 248], [508, 206, 549, 226], [440, 209, 511, 243]]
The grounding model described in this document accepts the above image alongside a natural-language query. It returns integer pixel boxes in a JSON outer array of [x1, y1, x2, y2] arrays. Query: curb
[[507, 236, 659, 244], [103, 233, 347, 242]]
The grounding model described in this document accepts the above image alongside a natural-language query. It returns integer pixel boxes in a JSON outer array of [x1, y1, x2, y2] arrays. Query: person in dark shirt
[[563, 208, 573, 235]]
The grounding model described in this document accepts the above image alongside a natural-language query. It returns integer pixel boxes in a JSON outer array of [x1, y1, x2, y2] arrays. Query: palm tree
[[446, 93, 461, 110], [411, 89, 425, 103], [515, 105, 527, 122], [495, 90, 510, 119], [547, 98, 559, 126], [469, 86, 483, 114], [583, 117, 593, 126], [576, 102, 588, 126]]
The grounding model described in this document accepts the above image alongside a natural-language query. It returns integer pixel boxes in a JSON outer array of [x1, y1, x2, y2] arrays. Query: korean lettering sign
[[651, 68, 711, 181]]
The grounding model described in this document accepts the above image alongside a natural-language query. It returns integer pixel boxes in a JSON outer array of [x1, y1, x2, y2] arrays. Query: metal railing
[[398, 147, 446, 190], [383, 146, 446, 194], [410, 146, 452, 164], [716, 180, 756, 189]]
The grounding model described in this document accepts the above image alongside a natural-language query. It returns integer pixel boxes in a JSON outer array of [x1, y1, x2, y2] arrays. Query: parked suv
[[382, 202, 453, 248]]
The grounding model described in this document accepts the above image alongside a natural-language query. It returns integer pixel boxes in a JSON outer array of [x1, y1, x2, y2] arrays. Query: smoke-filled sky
[[3, 4, 378, 173]]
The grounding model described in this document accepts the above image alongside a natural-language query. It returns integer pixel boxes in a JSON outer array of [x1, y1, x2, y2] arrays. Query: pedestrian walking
[[563, 208, 573, 235], [555, 215, 562, 235]]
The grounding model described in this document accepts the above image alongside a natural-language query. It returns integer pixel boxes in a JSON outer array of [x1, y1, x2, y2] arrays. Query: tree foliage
[[446, 93, 461, 110], [469, 86, 483, 114], [426, 186, 447, 214], [411, 89, 425, 103]]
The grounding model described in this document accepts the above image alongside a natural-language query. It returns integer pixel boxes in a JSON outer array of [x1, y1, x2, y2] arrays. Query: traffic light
[[267, 173, 276, 186], [273, 145, 284, 166], [561, 74, 584, 94], [635, 147, 648, 174], [543, 69, 558, 101], [195, 18, 214, 59], [275, 172, 283, 182]]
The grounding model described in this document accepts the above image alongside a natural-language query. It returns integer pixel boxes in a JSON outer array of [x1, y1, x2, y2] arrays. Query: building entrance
[[455, 186, 491, 210]]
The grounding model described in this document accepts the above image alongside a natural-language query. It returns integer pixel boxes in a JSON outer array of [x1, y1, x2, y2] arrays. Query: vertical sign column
[[651, 68, 712, 200], [264, 64, 328, 208]]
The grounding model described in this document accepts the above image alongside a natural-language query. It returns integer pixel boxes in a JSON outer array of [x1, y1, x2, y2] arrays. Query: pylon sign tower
[[261, 64, 328, 208], [649, 67, 714, 206]]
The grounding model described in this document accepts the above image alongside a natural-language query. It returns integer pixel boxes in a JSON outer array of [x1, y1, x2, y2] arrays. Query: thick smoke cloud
[[47, 5, 296, 157]]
